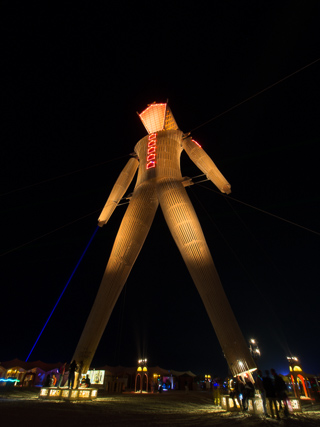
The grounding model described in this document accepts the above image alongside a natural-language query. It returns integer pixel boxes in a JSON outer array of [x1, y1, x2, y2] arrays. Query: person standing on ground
[[52, 374, 57, 386], [84, 374, 91, 387], [255, 370, 268, 416], [235, 377, 245, 409], [271, 368, 289, 418], [67, 360, 77, 389], [242, 376, 254, 411], [263, 370, 280, 419]]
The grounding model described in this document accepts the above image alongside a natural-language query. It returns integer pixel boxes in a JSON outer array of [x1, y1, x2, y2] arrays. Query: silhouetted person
[[271, 368, 289, 417], [80, 374, 91, 388], [263, 370, 280, 419], [85, 374, 91, 387], [242, 376, 254, 411], [255, 370, 268, 416], [52, 374, 57, 386], [231, 377, 243, 409], [235, 377, 245, 409], [67, 360, 77, 389]]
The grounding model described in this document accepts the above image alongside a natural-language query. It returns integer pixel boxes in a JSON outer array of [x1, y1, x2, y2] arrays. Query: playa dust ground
[[1, 387, 320, 427]]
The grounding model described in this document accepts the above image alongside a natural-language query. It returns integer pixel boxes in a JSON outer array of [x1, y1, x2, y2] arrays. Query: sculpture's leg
[[73, 183, 159, 372], [158, 179, 256, 376]]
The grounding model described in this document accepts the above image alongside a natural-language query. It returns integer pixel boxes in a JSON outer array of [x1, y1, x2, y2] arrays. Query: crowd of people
[[45, 360, 91, 389], [230, 368, 290, 419]]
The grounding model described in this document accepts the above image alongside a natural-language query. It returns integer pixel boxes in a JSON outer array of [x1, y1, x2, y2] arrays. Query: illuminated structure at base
[[72, 103, 256, 377]]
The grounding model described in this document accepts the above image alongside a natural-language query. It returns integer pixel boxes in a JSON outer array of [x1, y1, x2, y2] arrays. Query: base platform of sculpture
[[220, 395, 301, 414], [39, 387, 98, 400]]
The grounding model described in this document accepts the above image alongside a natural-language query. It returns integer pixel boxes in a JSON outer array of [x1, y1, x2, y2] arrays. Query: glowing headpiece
[[139, 103, 178, 134]]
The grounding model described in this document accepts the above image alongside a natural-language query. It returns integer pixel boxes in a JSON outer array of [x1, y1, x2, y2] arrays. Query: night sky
[[1, 2, 320, 378]]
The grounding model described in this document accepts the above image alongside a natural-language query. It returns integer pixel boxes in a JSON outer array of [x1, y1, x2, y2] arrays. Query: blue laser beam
[[25, 226, 100, 361]]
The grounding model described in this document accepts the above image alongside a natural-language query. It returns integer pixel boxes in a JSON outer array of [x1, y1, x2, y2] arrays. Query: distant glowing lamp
[[137, 358, 148, 371], [287, 356, 302, 372], [287, 356, 299, 362], [249, 338, 261, 362]]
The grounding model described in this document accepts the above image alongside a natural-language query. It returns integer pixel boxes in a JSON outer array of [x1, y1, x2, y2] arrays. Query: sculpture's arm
[[98, 157, 139, 227], [182, 137, 231, 194]]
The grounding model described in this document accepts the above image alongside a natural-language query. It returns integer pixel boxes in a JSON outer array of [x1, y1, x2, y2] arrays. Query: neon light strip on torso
[[146, 132, 157, 169]]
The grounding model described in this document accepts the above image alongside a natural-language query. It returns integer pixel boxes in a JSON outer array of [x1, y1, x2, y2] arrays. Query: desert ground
[[1, 387, 320, 427]]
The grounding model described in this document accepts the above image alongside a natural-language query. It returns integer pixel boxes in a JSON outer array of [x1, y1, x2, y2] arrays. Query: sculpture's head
[[138, 102, 179, 134]]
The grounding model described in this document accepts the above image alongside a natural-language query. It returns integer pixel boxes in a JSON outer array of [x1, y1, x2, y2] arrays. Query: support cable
[[0, 210, 100, 258], [222, 196, 302, 355], [189, 57, 320, 134], [1, 195, 133, 258], [25, 225, 100, 361], [189, 186, 292, 356], [1, 154, 130, 197], [195, 183, 320, 237]]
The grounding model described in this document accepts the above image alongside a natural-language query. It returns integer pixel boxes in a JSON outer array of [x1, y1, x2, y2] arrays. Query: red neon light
[[146, 133, 157, 170], [147, 154, 156, 161], [146, 161, 156, 169], [192, 139, 202, 148]]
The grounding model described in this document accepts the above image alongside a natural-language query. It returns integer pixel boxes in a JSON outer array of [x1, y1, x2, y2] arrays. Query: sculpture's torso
[[134, 129, 184, 188]]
